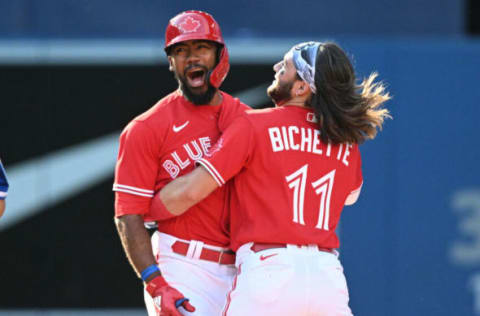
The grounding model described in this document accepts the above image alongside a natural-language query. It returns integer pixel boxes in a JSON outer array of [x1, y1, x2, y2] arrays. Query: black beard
[[176, 71, 217, 106], [267, 79, 294, 104]]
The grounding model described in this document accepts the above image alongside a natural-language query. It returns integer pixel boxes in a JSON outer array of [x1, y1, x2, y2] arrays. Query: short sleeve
[[197, 115, 254, 186], [352, 147, 363, 191], [113, 120, 160, 216], [343, 146, 363, 205]]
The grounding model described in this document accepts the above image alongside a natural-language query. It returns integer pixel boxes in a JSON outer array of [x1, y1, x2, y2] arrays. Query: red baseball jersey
[[113, 90, 248, 247], [198, 105, 363, 251]]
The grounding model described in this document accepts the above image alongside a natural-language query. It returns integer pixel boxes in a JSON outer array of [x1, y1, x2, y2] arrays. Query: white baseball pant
[[145, 231, 236, 316], [222, 242, 353, 316]]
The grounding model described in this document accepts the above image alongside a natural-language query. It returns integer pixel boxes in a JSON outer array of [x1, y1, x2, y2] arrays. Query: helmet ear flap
[[209, 46, 230, 88]]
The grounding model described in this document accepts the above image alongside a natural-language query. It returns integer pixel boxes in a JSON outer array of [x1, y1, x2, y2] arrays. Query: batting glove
[[145, 275, 196, 316]]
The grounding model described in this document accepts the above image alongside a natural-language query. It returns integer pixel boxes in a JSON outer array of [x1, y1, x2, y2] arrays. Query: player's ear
[[300, 81, 309, 92], [294, 81, 310, 97], [168, 56, 174, 72]]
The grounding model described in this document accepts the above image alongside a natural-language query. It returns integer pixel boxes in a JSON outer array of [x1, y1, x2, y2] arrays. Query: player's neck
[[276, 87, 311, 108], [275, 97, 307, 108], [209, 90, 223, 106]]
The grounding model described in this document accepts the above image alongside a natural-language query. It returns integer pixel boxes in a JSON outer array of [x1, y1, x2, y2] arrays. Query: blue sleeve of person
[[0, 160, 9, 200]]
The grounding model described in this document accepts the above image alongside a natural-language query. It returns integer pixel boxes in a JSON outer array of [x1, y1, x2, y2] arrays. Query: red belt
[[250, 243, 334, 254], [171, 240, 236, 265]]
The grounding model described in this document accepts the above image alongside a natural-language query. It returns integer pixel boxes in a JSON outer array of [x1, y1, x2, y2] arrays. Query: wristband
[[141, 264, 160, 281], [150, 195, 176, 221], [175, 298, 189, 308]]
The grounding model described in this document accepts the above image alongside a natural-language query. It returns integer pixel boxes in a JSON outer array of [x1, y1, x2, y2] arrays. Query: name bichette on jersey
[[268, 125, 353, 166]]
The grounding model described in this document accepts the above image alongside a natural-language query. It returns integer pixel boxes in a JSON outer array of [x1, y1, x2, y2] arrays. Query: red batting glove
[[145, 275, 196, 316]]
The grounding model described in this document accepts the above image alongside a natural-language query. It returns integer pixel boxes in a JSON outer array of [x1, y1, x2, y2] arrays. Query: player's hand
[[145, 275, 196, 316]]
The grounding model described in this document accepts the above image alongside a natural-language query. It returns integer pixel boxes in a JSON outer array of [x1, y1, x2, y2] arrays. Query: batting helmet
[[165, 10, 229, 88]]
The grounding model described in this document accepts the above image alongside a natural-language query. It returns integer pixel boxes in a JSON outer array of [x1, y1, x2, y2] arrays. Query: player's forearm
[[160, 166, 219, 215], [159, 175, 197, 215], [115, 214, 160, 282]]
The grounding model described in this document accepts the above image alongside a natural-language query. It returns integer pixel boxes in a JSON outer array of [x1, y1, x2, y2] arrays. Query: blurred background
[[0, 1, 479, 315]]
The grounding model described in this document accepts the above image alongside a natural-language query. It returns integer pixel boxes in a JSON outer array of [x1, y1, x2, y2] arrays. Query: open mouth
[[185, 68, 207, 88]]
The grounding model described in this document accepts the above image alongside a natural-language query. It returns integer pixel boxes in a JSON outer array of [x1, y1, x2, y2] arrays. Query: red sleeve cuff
[[114, 191, 151, 217], [145, 194, 177, 221]]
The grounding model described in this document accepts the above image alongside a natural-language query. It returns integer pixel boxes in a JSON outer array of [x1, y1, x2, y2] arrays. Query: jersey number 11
[[286, 165, 336, 230]]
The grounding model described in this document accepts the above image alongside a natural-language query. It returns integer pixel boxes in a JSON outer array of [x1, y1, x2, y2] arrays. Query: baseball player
[[150, 41, 391, 315], [0, 159, 8, 218], [113, 11, 248, 316]]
